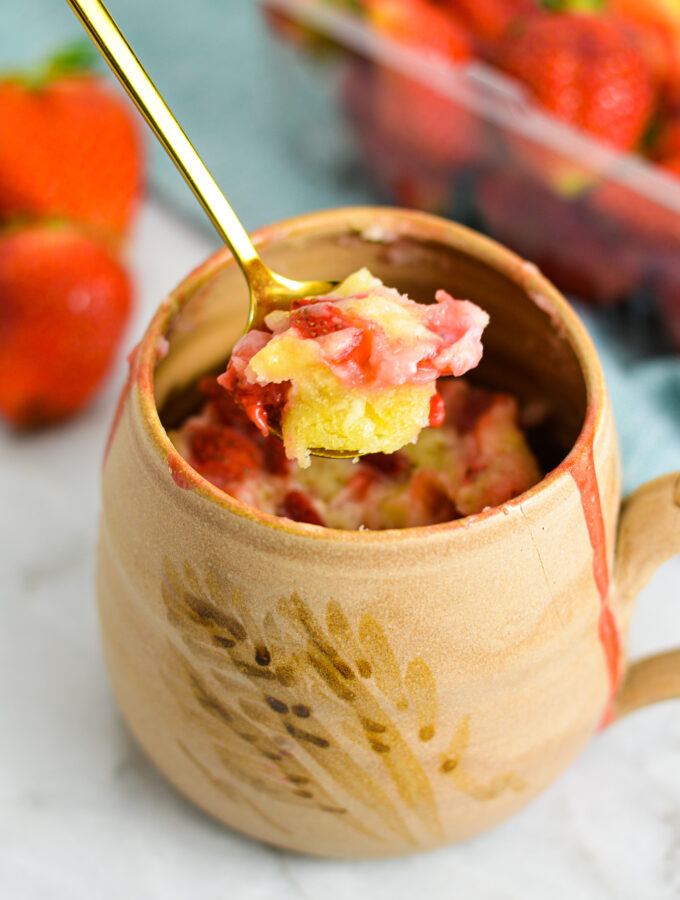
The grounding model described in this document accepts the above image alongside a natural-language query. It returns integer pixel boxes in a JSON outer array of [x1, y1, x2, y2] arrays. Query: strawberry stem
[[44, 39, 98, 79], [3, 38, 98, 91]]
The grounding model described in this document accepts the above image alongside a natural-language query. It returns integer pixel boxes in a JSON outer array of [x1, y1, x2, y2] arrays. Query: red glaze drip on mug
[[168, 451, 195, 490], [570, 443, 621, 720], [103, 342, 140, 466]]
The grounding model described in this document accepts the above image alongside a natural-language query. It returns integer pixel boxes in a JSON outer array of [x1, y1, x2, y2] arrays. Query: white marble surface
[[1, 199, 679, 900]]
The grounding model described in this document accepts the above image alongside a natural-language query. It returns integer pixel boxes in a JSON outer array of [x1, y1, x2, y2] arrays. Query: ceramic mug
[[98, 207, 680, 858]]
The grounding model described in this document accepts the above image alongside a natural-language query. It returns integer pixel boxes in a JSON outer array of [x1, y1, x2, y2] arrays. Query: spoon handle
[[66, 0, 261, 276]]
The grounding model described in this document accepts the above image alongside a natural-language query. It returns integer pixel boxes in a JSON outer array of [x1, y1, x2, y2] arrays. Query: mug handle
[[611, 472, 680, 720]]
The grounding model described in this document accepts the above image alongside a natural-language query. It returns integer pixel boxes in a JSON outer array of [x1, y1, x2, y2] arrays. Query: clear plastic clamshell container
[[261, 0, 680, 354]]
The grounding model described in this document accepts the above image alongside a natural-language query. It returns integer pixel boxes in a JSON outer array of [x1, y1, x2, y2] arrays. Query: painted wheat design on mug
[[160, 559, 524, 844]]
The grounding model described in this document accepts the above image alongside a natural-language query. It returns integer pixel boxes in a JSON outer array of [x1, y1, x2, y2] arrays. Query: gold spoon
[[66, 0, 367, 459], [65, 0, 336, 333]]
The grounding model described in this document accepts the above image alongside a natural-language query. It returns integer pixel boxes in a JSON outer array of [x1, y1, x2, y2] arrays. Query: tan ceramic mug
[[98, 207, 680, 858]]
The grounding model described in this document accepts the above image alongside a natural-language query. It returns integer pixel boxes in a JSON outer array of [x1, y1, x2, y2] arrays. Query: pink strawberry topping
[[220, 277, 489, 439]]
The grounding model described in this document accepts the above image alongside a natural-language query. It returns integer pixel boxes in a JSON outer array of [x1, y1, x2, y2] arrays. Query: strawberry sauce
[[428, 391, 445, 426]]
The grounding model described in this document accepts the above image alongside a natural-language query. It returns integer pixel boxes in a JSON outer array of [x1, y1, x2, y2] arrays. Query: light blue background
[[2, 0, 678, 492]]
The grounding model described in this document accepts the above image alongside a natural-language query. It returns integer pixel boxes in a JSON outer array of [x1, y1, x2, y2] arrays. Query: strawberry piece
[[290, 296, 320, 311], [290, 301, 373, 374], [187, 423, 262, 488], [450, 384, 495, 433], [290, 303, 355, 339], [189, 424, 255, 465], [262, 433, 290, 476], [277, 490, 325, 526], [0, 222, 132, 427], [0, 45, 143, 242], [362, 451, 411, 478], [409, 471, 460, 524], [346, 468, 382, 502], [499, 13, 655, 152]]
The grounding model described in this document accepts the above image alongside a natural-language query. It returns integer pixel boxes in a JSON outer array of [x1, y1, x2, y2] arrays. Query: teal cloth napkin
[[2, 0, 678, 494]]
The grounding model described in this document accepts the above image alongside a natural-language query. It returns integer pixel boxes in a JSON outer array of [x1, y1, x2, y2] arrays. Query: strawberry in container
[[476, 169, 644, 305], [609, 0, 680, 101], [263, 0, 680, 346], [650, 111, 680, 178], [341, 0, 479, 211], [497, 9, 657, 189], [440, 0, 534, 58], [474, 7, 659, 306], [654, 253, 680, 352]]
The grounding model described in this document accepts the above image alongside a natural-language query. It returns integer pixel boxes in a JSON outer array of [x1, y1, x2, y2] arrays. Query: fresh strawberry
[[441, 0, 534, 56], [588, 103, 680, 246], [0, 222, 132, 427], [0, 43, 143, 242], [588, 175, 680, 247], [609, 0, 680, 95], [650, 116, 680, 177], [655, 261, 680, 352], [476, 170, 642, 304], [365, 0, 471, 61], [658, 153, 680, 179], [365, 0, 478, 174], [341, 62, 454, 209], [499, 13, 656, 152]]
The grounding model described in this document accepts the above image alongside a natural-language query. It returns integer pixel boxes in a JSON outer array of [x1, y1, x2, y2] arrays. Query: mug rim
[[131, 206, 605, 543]]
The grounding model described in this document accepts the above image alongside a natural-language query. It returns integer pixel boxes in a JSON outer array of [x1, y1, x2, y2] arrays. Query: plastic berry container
[[260, 0, 680, 354]]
